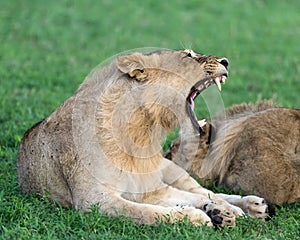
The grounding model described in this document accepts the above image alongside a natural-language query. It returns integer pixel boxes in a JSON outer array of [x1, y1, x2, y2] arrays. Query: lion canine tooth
[[198, 119, 206, 128], [214, 77, 222, 91]]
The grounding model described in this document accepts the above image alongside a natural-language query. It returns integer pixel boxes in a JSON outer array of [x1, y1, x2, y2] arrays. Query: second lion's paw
[[241, 196, 269, 220]]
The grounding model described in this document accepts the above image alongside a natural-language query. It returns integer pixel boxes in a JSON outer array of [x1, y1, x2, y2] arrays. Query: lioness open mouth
[[186, 75, 227, 133]]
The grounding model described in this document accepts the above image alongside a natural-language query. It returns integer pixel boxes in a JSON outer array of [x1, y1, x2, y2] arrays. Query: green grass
[[1, 0, 300, 239]]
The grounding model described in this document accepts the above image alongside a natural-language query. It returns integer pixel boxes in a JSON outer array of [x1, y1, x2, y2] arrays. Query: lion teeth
[[198, 119, 206, 128], [221, 75, 227, 83], [214, 77, 222, 91]]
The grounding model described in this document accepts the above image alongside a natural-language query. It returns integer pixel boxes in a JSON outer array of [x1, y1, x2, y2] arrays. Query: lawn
[[1, 0, 300, 239]]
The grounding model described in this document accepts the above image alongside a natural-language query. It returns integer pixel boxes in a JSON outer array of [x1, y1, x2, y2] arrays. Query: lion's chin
[[186, 75, 227, 133]]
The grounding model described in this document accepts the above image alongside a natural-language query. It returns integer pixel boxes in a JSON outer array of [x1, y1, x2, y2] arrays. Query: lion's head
[[116, 49, 229, 133], [73, 49, 229, 174]]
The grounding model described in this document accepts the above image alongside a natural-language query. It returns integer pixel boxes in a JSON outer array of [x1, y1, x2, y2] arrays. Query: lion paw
[[241, 196, 268, 220], [203, 202, 239, 228], [172, 206, 213, 227]]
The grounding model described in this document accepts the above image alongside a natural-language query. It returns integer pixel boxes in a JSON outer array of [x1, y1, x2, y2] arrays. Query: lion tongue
[[190, 97, 195, 110], [189, 91, 198, 110]]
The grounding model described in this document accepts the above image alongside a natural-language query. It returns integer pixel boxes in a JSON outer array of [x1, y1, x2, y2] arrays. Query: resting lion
[[165, 100, 300, 204], [17, 49, 268, 227]]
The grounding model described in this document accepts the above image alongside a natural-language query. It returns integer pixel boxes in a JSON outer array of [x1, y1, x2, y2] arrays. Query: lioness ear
[[117, 53, 148, 81]]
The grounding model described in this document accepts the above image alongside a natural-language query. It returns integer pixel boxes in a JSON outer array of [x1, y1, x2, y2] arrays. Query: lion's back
[[17, 119, 45, 194], [223, 107, 300, 203], [16, 98, 77, 207]]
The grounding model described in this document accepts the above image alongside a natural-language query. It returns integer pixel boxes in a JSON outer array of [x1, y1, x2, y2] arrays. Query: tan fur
[[17, 49, 268, 227], [166, 100, 300, 204]]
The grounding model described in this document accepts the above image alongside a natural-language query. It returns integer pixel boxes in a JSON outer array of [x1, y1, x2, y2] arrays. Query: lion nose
[[217, 58, 229, 69]]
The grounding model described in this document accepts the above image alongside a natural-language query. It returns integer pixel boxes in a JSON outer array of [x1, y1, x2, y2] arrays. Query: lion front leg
[[168, 167, 268, 220], [169, 173, 245, 221], [161, 159, 245, 227], [164, 162, 268, 221], [110, 196, 212, 226], [72, 184, 212, 226], [140, 185, 241, 228], [216, 193, 269, 220]]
